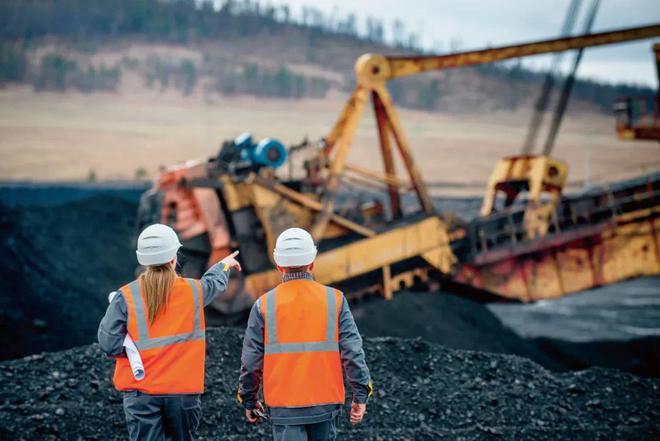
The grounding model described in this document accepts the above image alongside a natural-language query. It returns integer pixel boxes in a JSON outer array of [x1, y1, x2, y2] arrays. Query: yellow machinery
[[479, 155, 568, 239], [313, 24, 660, 239], [615, 43, 660, 141], [138, 24, 660, 317]]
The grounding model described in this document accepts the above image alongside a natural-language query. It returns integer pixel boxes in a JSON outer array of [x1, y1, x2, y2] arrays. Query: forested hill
[[0, 0, 655, 114]]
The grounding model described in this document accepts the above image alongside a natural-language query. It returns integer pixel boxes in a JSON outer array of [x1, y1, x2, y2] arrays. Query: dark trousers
[[272, 418, 337, 441], [123, 391, 201, 441]]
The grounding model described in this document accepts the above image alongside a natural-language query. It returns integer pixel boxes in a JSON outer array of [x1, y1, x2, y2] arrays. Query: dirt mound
[[0, 195, 138, 360], [531, 337, 660, 378], [0, 327, 658, 441], [353, 291, 562, 370], [352, 291, 660, 377]]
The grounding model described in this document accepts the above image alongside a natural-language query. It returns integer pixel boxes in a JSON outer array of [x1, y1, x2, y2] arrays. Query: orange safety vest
[[113, 277, 206, 394], [260, 279, 345, 408]]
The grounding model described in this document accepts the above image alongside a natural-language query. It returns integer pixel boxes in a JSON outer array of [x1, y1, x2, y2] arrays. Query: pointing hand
[[220, 250, 242, 272]]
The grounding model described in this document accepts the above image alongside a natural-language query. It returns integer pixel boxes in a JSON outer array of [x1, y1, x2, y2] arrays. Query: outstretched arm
[[200, 251, 241, 306]]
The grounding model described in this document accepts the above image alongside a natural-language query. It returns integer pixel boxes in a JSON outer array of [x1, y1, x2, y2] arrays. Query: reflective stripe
[[135, 329, 205, 350], [265, 341, 339, 354], [265, 289, 277, 344], [185, 278, 202, 333], [128, 280, 148, 341], [264, 285, 339, 355], [325, 287, 337, 342], [128, 278, 205, 351]]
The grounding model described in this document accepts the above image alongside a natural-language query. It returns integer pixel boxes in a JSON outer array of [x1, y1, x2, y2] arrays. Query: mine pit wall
[[455, 208, 660, 301]]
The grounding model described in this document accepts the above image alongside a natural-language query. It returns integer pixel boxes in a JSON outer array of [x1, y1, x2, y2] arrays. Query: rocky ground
[[0, 327, 658, 441]]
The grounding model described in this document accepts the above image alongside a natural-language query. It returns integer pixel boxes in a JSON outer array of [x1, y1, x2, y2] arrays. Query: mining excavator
[[136, 23, 660, 318]]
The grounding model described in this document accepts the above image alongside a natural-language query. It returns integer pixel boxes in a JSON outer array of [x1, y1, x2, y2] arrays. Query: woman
[[98, 223, 241, 441]]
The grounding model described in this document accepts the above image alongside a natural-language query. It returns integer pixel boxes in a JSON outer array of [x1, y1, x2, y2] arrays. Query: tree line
[[0, 0, 654, 111], [0, 0, 401, 47]]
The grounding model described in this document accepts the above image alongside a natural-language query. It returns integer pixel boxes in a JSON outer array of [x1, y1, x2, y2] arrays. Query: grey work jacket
[[238, 273, 372, 425], [97, 262, 231, 357]]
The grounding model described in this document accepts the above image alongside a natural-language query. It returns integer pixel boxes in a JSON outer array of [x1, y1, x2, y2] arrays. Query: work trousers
[[123, 391, 201, 441], [272, 418, 337, 441]]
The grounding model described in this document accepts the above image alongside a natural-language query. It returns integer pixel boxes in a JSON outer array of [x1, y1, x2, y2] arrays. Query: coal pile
[[353, 291, 562, 370], [353, 291, 660, 377], [0, 195, 138, 360], [529, 337, 660, 378], [0, 327, 658, 441]]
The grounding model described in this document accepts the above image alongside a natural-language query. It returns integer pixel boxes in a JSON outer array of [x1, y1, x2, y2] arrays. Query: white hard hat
[[136, 224, 181, 266], [273, 227, 317, 267]]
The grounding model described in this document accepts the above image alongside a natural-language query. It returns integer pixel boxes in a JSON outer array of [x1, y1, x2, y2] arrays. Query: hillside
[[1, 0, 658, 185], [0, 0, 655, 114]]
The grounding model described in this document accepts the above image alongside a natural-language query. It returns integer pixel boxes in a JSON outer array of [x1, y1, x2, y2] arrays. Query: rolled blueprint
[[122, 334, 145, 380], [108, 291, 145, 381]]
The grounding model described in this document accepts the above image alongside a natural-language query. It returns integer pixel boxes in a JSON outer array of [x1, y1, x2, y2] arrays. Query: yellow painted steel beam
[[384, 24, 660, 80], [373, 91, 403, 219], [344, 163, 410, 189], [313, 86, 371, 241], [373, 85, 435, 214], [323, 87, 369, 158], [251, 175, 376, 238], [313, 216, 455, 284]]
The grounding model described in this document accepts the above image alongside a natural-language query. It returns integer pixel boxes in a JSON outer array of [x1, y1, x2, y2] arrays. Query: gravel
[[1, 327, 658, 441]]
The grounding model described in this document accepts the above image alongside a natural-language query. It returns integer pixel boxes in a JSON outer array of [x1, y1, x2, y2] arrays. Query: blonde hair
[[140, 263, 176, 324]]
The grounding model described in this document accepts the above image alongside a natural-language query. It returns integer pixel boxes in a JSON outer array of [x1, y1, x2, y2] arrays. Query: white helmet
[[273, 227, 317, 267], [136, 224, 181, 266]]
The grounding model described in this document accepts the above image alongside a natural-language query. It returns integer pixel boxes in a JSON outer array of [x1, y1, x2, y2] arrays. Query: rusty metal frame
[[373, 91, 402, 219], [312, 23, 660, 242], [251, 174, 376, 238]]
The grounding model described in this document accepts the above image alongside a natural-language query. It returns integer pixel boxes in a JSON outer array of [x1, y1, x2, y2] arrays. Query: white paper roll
[[108, 291, 145, 381], [123, 335, 145, 381]]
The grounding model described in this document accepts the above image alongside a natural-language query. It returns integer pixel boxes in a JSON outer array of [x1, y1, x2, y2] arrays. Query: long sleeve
[[97, 292, 128, 357], [338, 295, 372, 404], [199, 261, 231, 306], [238, 301, 265, 409]]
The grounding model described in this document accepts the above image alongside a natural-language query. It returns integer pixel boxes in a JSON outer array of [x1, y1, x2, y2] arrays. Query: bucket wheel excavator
[[137, 23, 660, 319]]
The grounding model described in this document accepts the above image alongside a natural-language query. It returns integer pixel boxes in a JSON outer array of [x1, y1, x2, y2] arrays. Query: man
[[238, 227, 373, 441]]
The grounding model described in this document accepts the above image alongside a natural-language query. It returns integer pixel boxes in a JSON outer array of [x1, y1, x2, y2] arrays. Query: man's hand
[[350, 402, 366, 426], [245, 401, 265, 424], [221, 250, 242, 272]]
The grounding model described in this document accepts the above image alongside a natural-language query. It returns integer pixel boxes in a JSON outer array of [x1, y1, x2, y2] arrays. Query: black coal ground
[[0, 196, 137, 360], [352, 291, 563, 370], [1, 191, 658, 377], [0, 327, 658, 441], [351, 291, 660, 377]]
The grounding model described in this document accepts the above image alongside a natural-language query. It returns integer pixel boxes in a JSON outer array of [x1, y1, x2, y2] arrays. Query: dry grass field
[[1, 86, 658, 195]]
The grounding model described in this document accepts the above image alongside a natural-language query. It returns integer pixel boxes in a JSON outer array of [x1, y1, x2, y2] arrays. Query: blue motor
[[251, 138, 287, 168], [231, 132, 287, 170]]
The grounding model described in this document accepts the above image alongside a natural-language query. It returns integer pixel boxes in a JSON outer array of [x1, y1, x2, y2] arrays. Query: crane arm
[[354, 24, 660, 85], [314, 22, 660, 242]]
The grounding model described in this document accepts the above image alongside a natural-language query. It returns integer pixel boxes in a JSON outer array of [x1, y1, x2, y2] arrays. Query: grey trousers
[[123, 391, 201, 441], [272, 418, 337, 441]]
